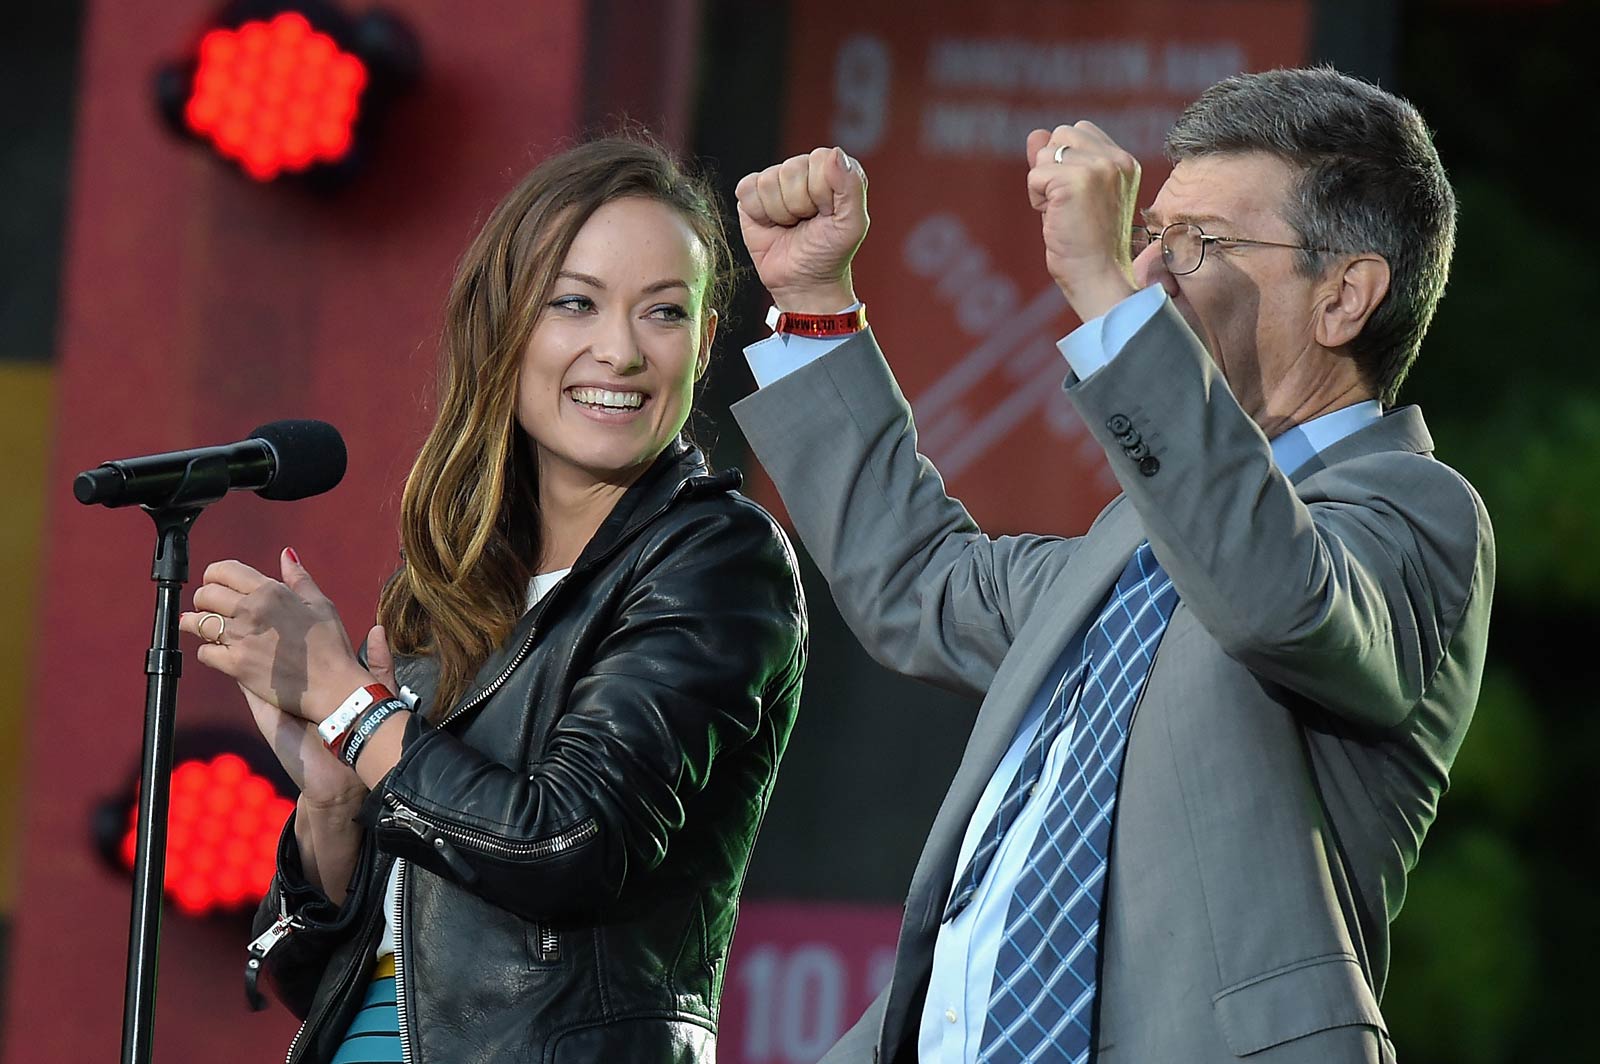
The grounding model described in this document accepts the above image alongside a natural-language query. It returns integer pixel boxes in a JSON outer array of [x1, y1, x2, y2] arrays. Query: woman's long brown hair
[[377, 134, 734, 717]]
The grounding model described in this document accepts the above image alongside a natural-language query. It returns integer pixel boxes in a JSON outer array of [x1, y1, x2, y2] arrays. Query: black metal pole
[[120, 506, 203, 1064]]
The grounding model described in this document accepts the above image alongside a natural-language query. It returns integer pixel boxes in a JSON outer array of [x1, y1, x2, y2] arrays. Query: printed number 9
[[832, 35, 891, 155]]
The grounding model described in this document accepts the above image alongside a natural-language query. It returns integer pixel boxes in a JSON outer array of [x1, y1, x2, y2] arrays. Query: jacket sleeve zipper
[[380, 798, 480, 882], [380, 795, 599, 868], [245, 897, 305, 1011]]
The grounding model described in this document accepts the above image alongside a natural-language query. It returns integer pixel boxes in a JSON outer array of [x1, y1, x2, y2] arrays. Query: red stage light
[[156, 2, 419, 187], [116, 752, 294, 916], [181, 12, 367, 181]]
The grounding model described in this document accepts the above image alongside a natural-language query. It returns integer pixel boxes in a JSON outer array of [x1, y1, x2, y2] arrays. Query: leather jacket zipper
[[439, 629, 539, 732], [380, 798, 478, 881], [537, 923, 561, 964], [395, 859, 416, 1064], [381, 794, 599, 866], [284, 1014, 307, 1064], [246, 894, 305, 1011]]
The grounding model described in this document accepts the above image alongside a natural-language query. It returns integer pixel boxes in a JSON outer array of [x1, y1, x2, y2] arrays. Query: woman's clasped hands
[[178, 546, 396, 802]]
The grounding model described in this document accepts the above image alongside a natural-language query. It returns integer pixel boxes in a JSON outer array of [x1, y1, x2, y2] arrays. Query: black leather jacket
[[249, 441, 806, 1063]]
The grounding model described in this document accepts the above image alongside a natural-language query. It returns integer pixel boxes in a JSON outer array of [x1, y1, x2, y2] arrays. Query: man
[[730, 68, 1492, 1063]]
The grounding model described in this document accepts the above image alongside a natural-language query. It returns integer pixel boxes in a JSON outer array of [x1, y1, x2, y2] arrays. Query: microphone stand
[[100, 455, 233, 1064]]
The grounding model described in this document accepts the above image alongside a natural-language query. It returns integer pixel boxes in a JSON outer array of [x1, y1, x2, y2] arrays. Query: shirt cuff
[[743, 302, 863, 388], [1056, 284, 1168, 380]]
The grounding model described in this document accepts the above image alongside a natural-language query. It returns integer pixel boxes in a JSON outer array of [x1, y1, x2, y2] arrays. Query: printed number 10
[[737, 944, 895, 1063]]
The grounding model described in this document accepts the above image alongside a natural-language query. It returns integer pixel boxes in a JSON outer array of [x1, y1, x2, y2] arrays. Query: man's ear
[[696, 307, 719, 380], [1316, 254, 1390, 350]]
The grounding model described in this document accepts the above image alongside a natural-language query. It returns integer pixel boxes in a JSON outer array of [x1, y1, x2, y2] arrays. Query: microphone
[[74, 419, 347, 508]]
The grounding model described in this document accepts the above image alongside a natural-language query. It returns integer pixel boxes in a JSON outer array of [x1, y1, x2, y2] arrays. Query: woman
[[179, 136, 807, 1063]]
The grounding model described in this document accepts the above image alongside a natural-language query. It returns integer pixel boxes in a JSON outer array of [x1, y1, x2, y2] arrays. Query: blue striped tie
[[979, 542, 1178, 1063]]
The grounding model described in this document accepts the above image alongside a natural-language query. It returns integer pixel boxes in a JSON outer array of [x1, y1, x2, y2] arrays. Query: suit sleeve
[[733, 329, 1083, 699], [1066, 297, 1494, 730]]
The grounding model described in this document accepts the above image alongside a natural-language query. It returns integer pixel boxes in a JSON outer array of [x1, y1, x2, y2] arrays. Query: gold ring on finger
[[196, 612, 227, 644]]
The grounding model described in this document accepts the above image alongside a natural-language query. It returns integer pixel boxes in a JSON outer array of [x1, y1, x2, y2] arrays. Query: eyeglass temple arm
[[1202, 234, 1332, 253]]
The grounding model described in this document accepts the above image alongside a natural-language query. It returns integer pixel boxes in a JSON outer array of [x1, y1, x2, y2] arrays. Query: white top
[[375, 567, 571, 960]]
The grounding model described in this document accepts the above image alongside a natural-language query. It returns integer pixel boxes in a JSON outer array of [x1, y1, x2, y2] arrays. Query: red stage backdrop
[[750, 0, 1312, 536]]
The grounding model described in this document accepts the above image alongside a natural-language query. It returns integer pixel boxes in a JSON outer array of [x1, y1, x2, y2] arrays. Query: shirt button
[[1028, 783, 1038, 797], [945, 1009, 958, 1024]]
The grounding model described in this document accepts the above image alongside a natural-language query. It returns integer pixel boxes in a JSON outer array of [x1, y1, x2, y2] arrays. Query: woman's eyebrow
[[554, 271, 691, 295]]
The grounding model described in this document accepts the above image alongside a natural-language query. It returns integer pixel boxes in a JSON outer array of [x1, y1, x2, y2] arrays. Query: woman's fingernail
[[285, 546, 300, 565]]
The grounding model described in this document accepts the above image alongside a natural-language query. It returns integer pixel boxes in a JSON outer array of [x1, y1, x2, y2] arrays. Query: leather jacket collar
[[572, 436, 740, 574]]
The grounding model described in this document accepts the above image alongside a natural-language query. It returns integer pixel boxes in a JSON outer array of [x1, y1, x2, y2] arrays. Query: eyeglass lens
[[1129, 223, 1204, 275]]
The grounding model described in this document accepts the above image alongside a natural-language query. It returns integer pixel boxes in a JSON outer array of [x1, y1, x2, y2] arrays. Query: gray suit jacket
[[732, 299, 1494, 1063]]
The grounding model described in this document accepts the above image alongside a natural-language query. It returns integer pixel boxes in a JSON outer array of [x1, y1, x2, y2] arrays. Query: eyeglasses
[[1130, 222, 1340, 276]]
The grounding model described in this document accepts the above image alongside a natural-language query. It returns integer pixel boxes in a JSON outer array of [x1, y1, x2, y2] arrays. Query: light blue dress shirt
[[742, 287, 1381, 1061]]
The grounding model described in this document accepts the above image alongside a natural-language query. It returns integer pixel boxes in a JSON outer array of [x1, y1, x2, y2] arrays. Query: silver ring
[[1053, 143, 1070, 164], [196, 612, 227, 644]]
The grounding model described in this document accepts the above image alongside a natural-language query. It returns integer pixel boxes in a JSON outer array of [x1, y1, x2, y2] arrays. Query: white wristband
[[317, 683, 390, 753]]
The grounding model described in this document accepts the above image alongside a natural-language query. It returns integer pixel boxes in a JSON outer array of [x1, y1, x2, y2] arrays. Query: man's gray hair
[[1165, 66, 1455, 405]]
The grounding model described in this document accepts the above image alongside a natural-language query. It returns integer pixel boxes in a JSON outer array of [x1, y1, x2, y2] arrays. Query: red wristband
[[770, 305, 867, 338]]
